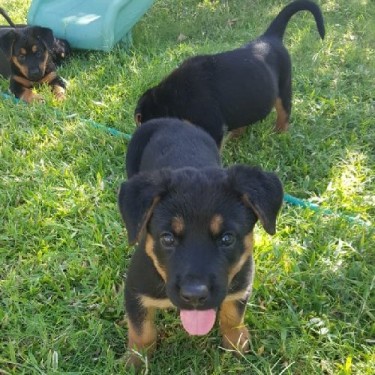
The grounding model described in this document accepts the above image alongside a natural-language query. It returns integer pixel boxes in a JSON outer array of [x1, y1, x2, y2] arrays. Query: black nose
[[180, 282, 209, 306], [28, 69, 41, 80]]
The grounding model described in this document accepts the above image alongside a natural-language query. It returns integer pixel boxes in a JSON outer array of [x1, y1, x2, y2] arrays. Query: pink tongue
[[180, 309, 216, 336]]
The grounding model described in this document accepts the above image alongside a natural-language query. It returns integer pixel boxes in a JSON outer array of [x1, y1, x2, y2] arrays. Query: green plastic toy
[[27, 0, 154, 51]]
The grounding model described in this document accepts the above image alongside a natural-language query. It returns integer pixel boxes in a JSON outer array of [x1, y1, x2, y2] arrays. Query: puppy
[[118, 118, 283, 367], [0, 24, 69, 102], [134, 0, 325, 146]]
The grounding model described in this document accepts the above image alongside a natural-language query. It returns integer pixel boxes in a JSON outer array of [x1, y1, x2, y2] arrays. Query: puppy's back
[[126, 118, 220, 178]]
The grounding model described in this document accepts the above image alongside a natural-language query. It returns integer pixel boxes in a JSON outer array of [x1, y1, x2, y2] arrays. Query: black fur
[[0, 25, 68, 101], [118, 118, 283, 364], [0, 7, 71, 75], [134, 0, 325, 146]]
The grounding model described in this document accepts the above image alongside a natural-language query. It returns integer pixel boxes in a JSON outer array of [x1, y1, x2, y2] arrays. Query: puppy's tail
[[0, 8, 16, 28], [262, 0, 325, 40]]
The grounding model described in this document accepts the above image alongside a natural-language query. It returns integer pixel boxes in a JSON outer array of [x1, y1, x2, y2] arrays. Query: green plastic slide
[[27, 0, 154, 51]]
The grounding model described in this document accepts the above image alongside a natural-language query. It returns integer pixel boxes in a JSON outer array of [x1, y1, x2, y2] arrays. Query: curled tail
[[263, 0, 325, 40]]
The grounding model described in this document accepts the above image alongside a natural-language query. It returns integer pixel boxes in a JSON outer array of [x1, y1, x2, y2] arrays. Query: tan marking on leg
[[229, 126, 247, 139], [210, 214, 223, 236], [219, 299, 249, 353], [127, 308, 157, 368], [13, 75, 33, 88], [53, 85, 66, 101], [274, 97, 289, 132], [19, 88, 43, 103], [39, 71, 57, 84], [171, 216, 185, 236], [145, 234, 167, 282], [228, 232, 253, 284]]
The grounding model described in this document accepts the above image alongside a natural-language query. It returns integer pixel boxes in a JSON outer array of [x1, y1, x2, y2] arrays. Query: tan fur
[[219, 299, 250, 353], [13, 75, 32, 88], [19, 88, 43, 103], [127, 309, 157, 367], [140, 295, 174, 309], [12, 56, 28, 78], [210, 214, 223, 236], [52, 84, 66, 101], [171, 216, 185, 236], [39, 71, 57, 84], [229, 126, 247, 139], [228, 232, 253, 283], [274, 97, 289, 132], [145, 234, 167, 282]]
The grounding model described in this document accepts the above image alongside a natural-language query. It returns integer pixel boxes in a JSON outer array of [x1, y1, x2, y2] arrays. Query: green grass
[[1, 0, 374, 374]]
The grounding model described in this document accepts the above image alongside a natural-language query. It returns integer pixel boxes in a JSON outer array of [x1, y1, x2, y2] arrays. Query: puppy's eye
[[160, 232, 176, 248], [35, 50, 42, 57], [219, 232, 236, 247], [18, 55, 26, 62]]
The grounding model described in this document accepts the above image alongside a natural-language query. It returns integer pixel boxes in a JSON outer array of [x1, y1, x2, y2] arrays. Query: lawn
[[0, 0, 374, 374]]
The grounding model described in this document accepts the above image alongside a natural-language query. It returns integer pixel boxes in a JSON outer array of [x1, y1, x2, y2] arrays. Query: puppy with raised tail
[[134, 0, 325, 147]]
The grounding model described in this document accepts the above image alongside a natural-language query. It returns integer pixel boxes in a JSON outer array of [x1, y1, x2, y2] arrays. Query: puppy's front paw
[[53, 86, 66, 101], [221, 326, 250, 354], [20, 90, 45, 104], [126, 341, 156, 372]]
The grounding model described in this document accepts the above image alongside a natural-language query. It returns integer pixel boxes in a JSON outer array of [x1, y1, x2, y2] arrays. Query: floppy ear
[[227, 165, 283, 235], [32, 26, 54, 50], [0, 29, 17, 57], [118, 170, 170, 244]]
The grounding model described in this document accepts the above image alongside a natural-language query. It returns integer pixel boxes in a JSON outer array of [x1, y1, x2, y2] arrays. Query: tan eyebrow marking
[[171, 216, 185, 235], [210, 214, 223, 236]]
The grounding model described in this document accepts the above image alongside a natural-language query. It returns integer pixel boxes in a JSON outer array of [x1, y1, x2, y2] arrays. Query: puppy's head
[[134, 88, 162, 126], [51, 37, 71, 66], [119, 166, 283, 333], [0, 26, 54, 81]]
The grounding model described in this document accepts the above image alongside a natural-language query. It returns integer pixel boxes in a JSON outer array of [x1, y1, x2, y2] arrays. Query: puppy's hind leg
[[274, 79, 291, 132]]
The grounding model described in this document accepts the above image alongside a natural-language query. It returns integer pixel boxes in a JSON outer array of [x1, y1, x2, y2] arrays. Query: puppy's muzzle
[[179, 281, 209, 307], [28, 67, 43, 81]]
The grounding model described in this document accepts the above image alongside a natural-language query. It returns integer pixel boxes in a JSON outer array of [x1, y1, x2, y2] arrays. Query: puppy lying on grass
[[0, 8, 70, 102]]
